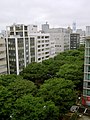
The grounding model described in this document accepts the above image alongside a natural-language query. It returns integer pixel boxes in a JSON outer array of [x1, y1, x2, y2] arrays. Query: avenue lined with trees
[[0, 46, 84, 120]]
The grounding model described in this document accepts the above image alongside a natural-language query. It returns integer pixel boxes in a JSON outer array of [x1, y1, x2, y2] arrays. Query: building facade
[[6, 24, 51, 75], [42, 22, 49, 33], [86, 26, 90, 36], [6, 24, 30, 75], [70, 33, 80, 50], [83, 36, 90, 106], [30, 33, 50, 62], [48, 28, 70, 55], [0, 35, 7, 74], [76, 29, 85, 45]]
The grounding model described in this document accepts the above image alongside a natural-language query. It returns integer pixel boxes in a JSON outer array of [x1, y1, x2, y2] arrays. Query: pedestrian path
[[78, 115, 90, 120]]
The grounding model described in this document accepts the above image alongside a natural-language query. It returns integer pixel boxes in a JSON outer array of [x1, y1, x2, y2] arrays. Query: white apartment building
[[6, 24, 52, 75], [0, 35, 7, 74], [6, 24, 30, 75], [29, 33, 50, 62]]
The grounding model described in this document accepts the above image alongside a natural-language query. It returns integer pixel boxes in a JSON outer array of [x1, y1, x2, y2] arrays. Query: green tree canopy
[[37, 78, 76, 115], [12, 95, 59, 120], [56, 63, 83, 90], [0, 75, 37, 120]]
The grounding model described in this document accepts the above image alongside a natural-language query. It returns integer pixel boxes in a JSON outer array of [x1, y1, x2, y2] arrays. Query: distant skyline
[[0, 0, 90, 31]]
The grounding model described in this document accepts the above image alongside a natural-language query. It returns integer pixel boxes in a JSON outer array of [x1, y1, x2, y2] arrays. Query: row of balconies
[[0, 39, 5, 44], [0, 67, 7, 74], [0, 47, 6, 51], [0, 54, 6, 59], [10, 26, 28, 31]]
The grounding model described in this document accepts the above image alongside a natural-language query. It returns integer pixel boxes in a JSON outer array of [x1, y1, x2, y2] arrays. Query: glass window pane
[[87, 90, 90, 96]]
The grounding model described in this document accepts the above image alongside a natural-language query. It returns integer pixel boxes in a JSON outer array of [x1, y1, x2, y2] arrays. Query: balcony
[[0, 67, 7, 74], [0, 60, 6, 66], [0, 54, 6, 59], [0, 39, 5, 44], [0, 47, 6, 51]]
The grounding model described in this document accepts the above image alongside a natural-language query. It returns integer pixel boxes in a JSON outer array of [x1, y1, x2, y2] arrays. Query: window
[[30, 48, 35, 56], [83, 89, 87, 95], [38, 45, 40, 48], [30, 37, 35, 46], [42, 36, 44, 39], [87, 90, 90, 96], [88, 66, 90, 72], [45, 36, 49, 38], [46, 44, 49, 46], [37, 36, 40, 39], [88, 74, 90, 80], [38, 49, 41, 52], [88, 82, 90, 88], [31, 57, 35, 62], [38, 58, 41, 60], [45, 52, 49, 54], [46, 55, 49, 58], [38, 41, 40, 43], [42, 40, 44, 43]]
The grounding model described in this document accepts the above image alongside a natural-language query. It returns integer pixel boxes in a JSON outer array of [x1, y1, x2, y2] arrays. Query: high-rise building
[[86, 26, 90, 36], [0, 35, 7, 74], [48, 28, 71, 55], [6, 24, 51, 75], [72, 22, 76, 33], [6, 24, 30, 75], [42, 22, 49, 33], [83, 36, 90, 106], [70, 33, 80, 50]]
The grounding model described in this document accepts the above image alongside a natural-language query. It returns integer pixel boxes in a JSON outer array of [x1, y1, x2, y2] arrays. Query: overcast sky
[[0, 0, 90, 31]]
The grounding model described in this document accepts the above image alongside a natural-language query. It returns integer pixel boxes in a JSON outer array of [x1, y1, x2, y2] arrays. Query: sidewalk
[[78, 115, 90, 120]]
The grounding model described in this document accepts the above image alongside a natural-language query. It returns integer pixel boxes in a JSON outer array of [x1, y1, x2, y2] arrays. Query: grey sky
[[0, 0, 90, 30]]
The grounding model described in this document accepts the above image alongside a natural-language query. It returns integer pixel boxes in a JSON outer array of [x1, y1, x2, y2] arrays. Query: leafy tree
[[21, 62, 48, 84], [0, 86, 13, 120], [56, 63, 83, 90], [8, 79, 37, 98], [0, 75, 37, 120], [12, 95, 59, 120], [37, 78, 76, 116], [0, 74, 22, 87]]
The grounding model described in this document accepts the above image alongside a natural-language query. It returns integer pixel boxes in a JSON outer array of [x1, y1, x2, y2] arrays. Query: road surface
[[78, 115, 90, 120]]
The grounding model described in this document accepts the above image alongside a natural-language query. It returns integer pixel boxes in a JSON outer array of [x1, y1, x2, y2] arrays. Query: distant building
[[76, 29, 86, 45], [83, 36, 90, 106], [6, 24, 52, 75], [28, 24, 37, 34], [86, 26, 90, 36], [72, 22, 76, 33], [0, 35, 7, 74], [48, 27, 71, 55], [70, 33, 80, 49], [42, 22, 49, 33]]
